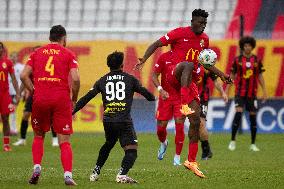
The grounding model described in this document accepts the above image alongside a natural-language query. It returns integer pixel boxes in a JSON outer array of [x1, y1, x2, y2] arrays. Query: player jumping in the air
[[152, 50, 185, 165], [135, 9, 232, 178], [20, 25, 80, 185], [73, 51, 155, 184], [226, 36, 267, 152], [0, 42, 20, 152]]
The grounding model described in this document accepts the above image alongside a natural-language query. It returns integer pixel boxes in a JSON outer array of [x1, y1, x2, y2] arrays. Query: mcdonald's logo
[[185, 48, 200, 62]]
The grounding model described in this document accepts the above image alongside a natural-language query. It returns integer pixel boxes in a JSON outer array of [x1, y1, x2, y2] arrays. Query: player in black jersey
[[73, 51, 155, 184]]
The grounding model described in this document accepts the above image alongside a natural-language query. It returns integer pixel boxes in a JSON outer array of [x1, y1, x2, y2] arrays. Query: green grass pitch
[[0, 133, 283, 189]]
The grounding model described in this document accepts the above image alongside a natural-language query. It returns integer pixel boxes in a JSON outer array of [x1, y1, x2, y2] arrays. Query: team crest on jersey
[[196, 67, 201, 74], [2, 62, 7, 69], [200, 39, 205, 48], [246, 62, 251, 68]]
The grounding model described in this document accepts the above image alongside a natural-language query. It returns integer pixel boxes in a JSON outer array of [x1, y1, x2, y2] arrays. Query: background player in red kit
[[196, 66, 228, 160], [226, 36, 267, 152], [152, 51, 185, 166], [20, 25, 80, 185], [0, 42, 20, 152], [136, 9, 232, 178]]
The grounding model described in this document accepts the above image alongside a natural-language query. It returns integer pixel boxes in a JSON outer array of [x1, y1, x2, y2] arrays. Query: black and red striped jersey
[[231, 55, 265, 97]]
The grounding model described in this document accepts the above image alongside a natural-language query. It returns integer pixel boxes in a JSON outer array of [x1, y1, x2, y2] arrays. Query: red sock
[[3, 136, 10, 146], [32, 136, 44, 165], [188, 142, 198, 162], [60, 142, 73, 172], [157, 125, 167, 143], [175, 123, 184, 155]]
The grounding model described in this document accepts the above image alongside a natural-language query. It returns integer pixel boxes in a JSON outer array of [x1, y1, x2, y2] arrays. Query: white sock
[[10, 111, 17, 131], [163, 139, 168, 146], [64, 171, 72, 179], [33, 164, 41, 171], [174, 154, 180, 159]]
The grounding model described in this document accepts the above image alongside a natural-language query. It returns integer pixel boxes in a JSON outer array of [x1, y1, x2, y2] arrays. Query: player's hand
[[222, 92, 228, 103], [221, 75, 233, 84], [180, 104, 195, 116], [134, 58, 146, 70], [160, 89, 169, 100]]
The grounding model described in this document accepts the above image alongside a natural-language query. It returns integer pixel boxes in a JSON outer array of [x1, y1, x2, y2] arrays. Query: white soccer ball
[[198, 49, 217, 68]]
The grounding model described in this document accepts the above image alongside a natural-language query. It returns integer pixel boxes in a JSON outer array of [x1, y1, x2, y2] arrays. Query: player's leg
[[29, 100, 50, 185], [116, 122, 138, 184], [156, 98, 171, 160], [90, 122, 118, 182], [1, 114, 11, 151], [199, 101, 213, 160], [183, 100, 206, 178], [173, 100, 185, 165], [228, 96, 244, 151], [13, 96, 32, 146], [1, 93, 13, 151], [248, 98, 259, 151], [51, 125, 59, 147], [52, 97, 76, 185], [9, 95, 18, 135]]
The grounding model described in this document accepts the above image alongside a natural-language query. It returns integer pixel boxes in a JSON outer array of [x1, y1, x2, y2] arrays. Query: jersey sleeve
[[69, 52, 78, 69], [153, 54, 165, 74], [7, 60, 14, 74], [209, 71, 218, 81], [204, 36, 209, 49], [159, 28, 181, 46], [72, 80, 100, 115], [26, 52, 35, 68], [133, 77, 155, 101]]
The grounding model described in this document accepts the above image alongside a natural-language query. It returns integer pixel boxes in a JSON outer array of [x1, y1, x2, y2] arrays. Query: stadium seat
[[201, 0, 215, 11], [141, 11, 154, 23], [155, 11, 169, 23], [157, 0, 170, 11], [83, 0, 97, 10], [216, 0, 230, 10], [142, 0, 156, 11], [9, 0, 21, 11], [125, 11, 139, 22], [99, 0, 112, 11], [38, 0, 51, 11], [113, 0, 127, 10], [127, 0, 141, 11], [54, 0, 67, 10], [187, 0, 200, 10], [69, 0, 82, 10], [172, 0, 185, 11]]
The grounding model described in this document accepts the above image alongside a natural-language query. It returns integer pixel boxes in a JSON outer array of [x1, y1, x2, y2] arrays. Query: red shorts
[[156, 97, 182, 121], [0, 92, 14, 115], [31, 96, 73, 135], [167, 67, 200, 105]]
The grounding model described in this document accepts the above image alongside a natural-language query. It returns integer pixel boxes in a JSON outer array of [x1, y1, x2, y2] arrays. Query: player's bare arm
[[70, 68, 80, 106], [258, 73, 268, 102], [206, 66, 233, 84], [214, 79, 228, 103], [135, 40, 163, 70], [152, 72, 169, 100], [225, 72, 236, 95], [10, 72, 20, 104], [20, 65, 34, 94]]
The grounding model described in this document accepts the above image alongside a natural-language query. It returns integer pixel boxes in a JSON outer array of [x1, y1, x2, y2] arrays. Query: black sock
[[249, 114, 257, 144], [201, 140, 209, 154], [51, 127, 57, 137], [96, 141, 116, 169], [119, 149, 137, 175], [231, 112, 242, 141], [20, 120, 28, 139]]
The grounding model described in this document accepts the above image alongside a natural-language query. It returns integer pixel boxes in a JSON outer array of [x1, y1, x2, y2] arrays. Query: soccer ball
[[198, 49, 217, 68]]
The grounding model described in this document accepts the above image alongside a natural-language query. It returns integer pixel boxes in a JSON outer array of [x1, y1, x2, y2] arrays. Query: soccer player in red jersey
[[20, 25, 80, 185], [226, 36, 267, 152], [152, 51, 185, 165], [135, 9, 232, 178], [0, 42, 20, 152], [196, 66, 228, 159]]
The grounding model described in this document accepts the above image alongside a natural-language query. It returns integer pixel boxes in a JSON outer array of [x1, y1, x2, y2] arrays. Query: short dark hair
[[49, 25, 66, 42], [107, 51, 124, 70], [0, 42, 4, 49], [239, 36, 256, 50], [192, 9, 209, 18]]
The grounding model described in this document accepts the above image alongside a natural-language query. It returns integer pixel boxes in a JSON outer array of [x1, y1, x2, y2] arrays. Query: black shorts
[[235, 96, 258, 112], [200, 101, 208, 119], [103, 121, 137, 148], [24, 95, 33, 113]]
